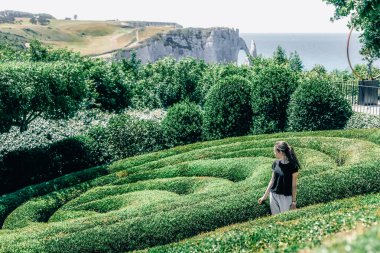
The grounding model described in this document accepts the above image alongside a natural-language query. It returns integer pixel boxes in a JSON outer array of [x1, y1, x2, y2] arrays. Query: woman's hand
[[258, 196, 266, 205], [290, 201, 297, 210]]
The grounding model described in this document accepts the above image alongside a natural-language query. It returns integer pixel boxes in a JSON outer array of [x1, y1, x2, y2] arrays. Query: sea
[[238, 33, 380, 71]]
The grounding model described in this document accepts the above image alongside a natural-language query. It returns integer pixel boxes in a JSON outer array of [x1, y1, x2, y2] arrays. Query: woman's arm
[[291, 172, 298, 209], [258, 172, 274, 204]]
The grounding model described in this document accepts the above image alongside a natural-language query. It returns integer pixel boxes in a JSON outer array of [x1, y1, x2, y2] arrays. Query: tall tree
[[289, 51, 304, 72], [0, 62, 87, 132], [323, 0, 380, 63], [273, 46, 288, 64]]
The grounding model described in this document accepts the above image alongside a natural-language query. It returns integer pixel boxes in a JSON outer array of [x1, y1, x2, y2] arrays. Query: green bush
[[0, 136, 98, 195], [203, 75, 253, 140], [174, 57, 207, 105], [130, 78, 162, 109], [48, 136, 97, 175], [152, 58, 181, 108], [287, 74, 353, 131], [152, 57, 207, 108], [87, 60, 132, 112], [199, 64, 252, 106], [250, 61, 299, 134], [0, 62, 88, 133], [86, 126, 113, 164], [162, 101, 203, 147], [107, 114, 164, 159]]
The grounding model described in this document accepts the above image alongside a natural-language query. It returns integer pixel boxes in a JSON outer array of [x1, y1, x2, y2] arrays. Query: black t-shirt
[[270, 160, 298, 196]]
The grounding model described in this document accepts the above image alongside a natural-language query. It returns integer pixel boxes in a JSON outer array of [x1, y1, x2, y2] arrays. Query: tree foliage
[[150, 57, 207, 108], [0, 62, 88, 133], [289, 51, 304, 72], [273, 46, 288, 65], [87, 60, 132, 112], [323, 0, 380, 62]]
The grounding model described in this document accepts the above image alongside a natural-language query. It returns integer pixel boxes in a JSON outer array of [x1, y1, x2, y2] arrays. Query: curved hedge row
[[0, 129, 379, 252], [145, 193, 380, 252]]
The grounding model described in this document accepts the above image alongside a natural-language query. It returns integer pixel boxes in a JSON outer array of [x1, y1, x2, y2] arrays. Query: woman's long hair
[[275, 141, 301, 170]]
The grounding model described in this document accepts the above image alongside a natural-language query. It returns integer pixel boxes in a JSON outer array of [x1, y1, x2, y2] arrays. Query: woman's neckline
[[279, 160, 289, 165]]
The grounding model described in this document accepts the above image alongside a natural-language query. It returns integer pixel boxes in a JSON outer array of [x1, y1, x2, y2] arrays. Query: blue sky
[[0, 0, 351, 33]]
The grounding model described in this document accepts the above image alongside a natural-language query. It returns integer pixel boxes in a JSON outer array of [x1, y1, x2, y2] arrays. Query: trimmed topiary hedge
[[0, 129, 378, 252], [203, 75, 253, 140], [162, 101, 203, 147], [287, 74, 353, 131], [147, 193, 380, 252], [250, 61, 299, 134]]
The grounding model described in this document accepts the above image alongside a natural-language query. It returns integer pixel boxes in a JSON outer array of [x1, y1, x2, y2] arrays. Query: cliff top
[[0, 16, 178, 55]]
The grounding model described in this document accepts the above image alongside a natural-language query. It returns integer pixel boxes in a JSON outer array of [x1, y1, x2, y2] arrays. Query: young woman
[[258, 141, 300, 215]]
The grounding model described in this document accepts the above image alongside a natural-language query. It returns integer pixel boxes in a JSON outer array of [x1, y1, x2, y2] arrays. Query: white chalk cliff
[[112, 27, 252, 64]]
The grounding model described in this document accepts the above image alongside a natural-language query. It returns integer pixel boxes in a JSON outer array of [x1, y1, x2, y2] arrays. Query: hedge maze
[[0, 129, 379, 252]]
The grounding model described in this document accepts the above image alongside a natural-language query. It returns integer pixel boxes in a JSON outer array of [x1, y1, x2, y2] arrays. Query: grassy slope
[[0, 18, 175, 55], [0, 129, 379, 252]]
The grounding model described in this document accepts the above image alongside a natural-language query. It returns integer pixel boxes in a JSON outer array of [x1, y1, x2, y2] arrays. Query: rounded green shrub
[[162, 101, 203, 147], [250, 61, 299, 134], [203, 75, 253, 140], [199, 64, 252, 106], [86, 126, 113, 164], [287, 74, 353, 131]]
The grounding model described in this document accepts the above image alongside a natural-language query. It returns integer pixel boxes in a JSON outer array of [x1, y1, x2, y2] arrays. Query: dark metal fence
[[334, 80, 380, 115]]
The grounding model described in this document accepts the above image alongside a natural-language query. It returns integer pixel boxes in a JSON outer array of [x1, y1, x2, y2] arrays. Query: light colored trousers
[[269, 191, 292, 215]]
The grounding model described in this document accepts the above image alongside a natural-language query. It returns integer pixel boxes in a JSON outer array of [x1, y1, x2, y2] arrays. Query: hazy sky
[[0, 0, 351, 33]]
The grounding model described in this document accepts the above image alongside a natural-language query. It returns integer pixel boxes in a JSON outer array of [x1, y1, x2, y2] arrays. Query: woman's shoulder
[[272, 159, 281, 169]]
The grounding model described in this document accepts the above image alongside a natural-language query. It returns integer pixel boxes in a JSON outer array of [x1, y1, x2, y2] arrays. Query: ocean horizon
[[238, 33, 380, 71]]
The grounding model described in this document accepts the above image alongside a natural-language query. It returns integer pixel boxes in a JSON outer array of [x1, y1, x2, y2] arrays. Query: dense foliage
[[0, 136, 97, 195], [107, 114, 164, 160], [87, 60, 132, 112], [287, 74, 353, 131], [0, 62, 87, 132], [203, 75, 253, 140], [323, 0, 380, 77], [162, 101, 203, 147], [250, 61, 299, 134], [345, 112, 380, 129]]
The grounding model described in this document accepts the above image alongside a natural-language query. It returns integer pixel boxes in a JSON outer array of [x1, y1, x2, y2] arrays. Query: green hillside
[[0, 129, 379, 252], [0, 18, 175, 56]]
